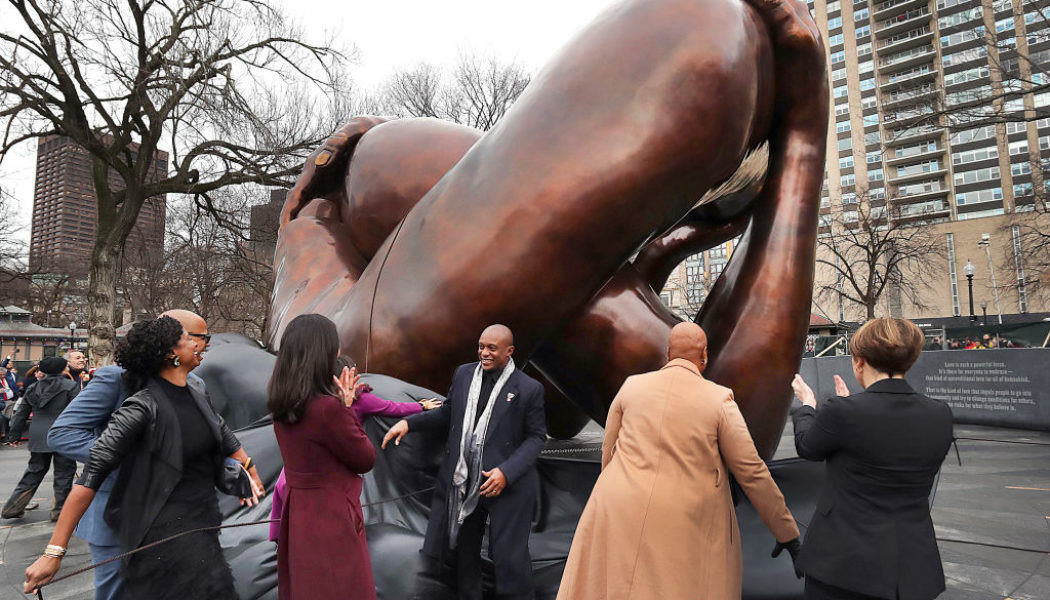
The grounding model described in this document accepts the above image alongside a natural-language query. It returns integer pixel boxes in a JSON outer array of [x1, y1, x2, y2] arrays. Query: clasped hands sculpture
[[270, 0, 828, 457]]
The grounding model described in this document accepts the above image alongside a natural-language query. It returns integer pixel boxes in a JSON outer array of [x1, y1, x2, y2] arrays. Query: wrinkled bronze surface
[[271, 0, 828, 457]]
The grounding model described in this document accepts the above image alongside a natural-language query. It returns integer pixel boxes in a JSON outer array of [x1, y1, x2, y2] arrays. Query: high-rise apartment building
[[29, 135, 167, 274], [808, 0, 1050, 320]]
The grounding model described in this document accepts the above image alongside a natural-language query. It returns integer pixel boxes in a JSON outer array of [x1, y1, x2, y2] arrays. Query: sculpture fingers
[[280, 116, 390, 225]]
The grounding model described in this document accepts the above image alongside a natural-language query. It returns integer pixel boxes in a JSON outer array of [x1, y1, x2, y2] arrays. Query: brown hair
[[850, 318, 924, 375]]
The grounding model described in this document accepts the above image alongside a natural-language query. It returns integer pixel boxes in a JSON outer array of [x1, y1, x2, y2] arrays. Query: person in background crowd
[[24, 315, 263, 599], [383, 324, 547, 600], [557, 322, 801, 600], [2, 357, 79, 521], [269, 314, 377, 600], [65, 350, 88, 390], [1, 351, 19, 399], [268, 354, 441, 544], [46, 309, 263, 600], [791, 318, 954, 600], [0, 364, 17, 441]]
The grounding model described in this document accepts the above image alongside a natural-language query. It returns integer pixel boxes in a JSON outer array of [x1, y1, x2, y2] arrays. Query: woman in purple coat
[[269, 314, 388, 600], [268, 357, 441, 542]]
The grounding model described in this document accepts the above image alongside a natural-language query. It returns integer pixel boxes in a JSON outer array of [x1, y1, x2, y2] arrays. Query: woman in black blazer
[[791, 318, 953, 600]]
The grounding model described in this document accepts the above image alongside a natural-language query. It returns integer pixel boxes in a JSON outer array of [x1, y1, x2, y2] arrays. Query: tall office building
[[808, 0, 1050, 320], [29, 135, 167, 274]]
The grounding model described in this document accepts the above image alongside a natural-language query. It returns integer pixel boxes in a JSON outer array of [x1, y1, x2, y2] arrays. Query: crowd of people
[[8, 311, 954, 600]]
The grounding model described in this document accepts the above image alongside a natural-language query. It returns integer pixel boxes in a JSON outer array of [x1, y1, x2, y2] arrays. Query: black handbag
[[216, 457, 253, 498]]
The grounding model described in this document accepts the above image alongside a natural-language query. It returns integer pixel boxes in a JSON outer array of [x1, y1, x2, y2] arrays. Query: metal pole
[[982, 241, 1003, 324], [966, 274, 975, 322]]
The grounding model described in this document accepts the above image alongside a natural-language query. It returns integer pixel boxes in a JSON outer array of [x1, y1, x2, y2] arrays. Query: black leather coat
[[80, 377, 241, 553]]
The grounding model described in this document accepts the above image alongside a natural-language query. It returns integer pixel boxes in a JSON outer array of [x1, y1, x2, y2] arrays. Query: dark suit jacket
[[792, 378, 954, 600], [408, 362, 547, 558]]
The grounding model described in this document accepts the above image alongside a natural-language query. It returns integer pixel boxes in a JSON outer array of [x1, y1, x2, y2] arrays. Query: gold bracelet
[[43, 544, 66, 558], [242, 457, 252, 471]]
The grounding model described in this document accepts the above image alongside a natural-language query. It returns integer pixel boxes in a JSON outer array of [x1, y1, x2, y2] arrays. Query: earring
[[172, 356, 180, 367]]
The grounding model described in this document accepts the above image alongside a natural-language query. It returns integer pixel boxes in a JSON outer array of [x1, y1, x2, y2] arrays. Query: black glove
[[771, 538, 803, 579]]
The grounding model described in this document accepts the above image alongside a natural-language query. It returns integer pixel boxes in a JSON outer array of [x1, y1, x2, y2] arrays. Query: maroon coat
[[274, 394, 377, 600]]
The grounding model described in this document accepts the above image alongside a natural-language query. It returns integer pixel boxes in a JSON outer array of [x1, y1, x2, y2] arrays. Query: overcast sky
[[0, 0, 620, 241]]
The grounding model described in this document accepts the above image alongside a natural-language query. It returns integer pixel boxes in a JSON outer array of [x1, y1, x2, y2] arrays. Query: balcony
[[893, 185, 950, 204], [881, 66, 937, 91], [876, 26, 933, 53], [885, 146, 945, 166], [874, 0, 928, 20], [880, 45, 936, 71], [889, 167, 949, 184], [885, 124, 943, 146], [876, 8, 931, 38]]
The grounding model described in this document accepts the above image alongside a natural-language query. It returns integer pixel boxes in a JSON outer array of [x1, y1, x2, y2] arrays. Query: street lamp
[[68, 321, 76, 351], [963, 260, 976, 322], [980, 300, 988, 326], [976, 233, 1003, 324]]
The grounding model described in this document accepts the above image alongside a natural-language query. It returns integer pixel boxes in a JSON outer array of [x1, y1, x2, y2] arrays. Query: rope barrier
[[33, 486, 435, 599]]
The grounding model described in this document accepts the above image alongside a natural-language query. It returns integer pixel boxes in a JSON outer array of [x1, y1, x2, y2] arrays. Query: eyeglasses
[[188, 332, 212, 343]]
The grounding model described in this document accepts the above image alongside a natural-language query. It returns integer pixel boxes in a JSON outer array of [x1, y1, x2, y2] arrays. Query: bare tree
[[0, 0, 349, 363], [382, 53, 530, 131], [816, 191, 947, 320]]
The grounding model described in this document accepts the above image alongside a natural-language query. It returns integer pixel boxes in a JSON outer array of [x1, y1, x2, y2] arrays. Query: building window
[[1008, 140, 1029, 155], [947, 233, 960, 316], [866, 150, 882, 163], [831, 51, 846, 65], [956, 188, 1003, 205], [838, 137, 853, 151], [855, 7, 869, 20], [856, 25, 871, 38], [951, 146, 998, 165], [858, 60, 874, 74], [856, 42, 872, 56], [837, 121, 852, 133], [840, 156, 855, 168], [859, 78, 876, 91], [834, 84, 849, 98], [868, 168, 884, 181], [829, 33, 845, 47], [861, 96, 878, 109], [828, 16, 843, 29], [1011, 162, 1032, 176], [841, 173, 856, 186], [832, 67, 848, 81]]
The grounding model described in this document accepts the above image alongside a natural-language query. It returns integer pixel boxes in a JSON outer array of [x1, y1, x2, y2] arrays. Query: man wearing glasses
[[47, 310, 257, 600]]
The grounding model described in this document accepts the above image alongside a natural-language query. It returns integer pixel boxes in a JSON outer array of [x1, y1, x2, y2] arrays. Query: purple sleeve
[[269, 469, 287, 543], [353, 392, 423, 420]]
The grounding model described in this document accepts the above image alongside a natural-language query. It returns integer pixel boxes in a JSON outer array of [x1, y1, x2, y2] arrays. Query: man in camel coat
[[557, 322, 801, 599]]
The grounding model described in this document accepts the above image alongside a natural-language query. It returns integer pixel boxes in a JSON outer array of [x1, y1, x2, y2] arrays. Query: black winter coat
[[792, 378, 954, 600], [8, 374, 78, 452], [79, 377, 241, 554]]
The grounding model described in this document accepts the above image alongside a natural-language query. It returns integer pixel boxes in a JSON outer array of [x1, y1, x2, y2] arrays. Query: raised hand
[[791, 374, 817, 408], [833, 374, 851, 397]]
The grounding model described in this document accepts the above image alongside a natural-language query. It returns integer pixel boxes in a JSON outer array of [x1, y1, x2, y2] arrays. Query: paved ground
[[0, 424, 1044, 599]]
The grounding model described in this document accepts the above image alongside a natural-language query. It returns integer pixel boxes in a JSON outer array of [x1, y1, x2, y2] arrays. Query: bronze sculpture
[[271, 0, 828, 458]]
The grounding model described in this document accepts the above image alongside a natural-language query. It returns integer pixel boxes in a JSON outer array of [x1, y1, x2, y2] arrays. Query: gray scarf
[[448, 358, 515, 547]]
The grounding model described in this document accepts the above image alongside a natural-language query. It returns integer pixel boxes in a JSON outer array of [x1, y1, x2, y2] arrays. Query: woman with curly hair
[[23, 315, 262, 599]]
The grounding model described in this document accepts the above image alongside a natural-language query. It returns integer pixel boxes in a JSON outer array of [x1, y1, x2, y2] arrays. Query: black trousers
[[805, 577, 900, 600], [2, 451, 76, 518], [454, 502, 534, 600]]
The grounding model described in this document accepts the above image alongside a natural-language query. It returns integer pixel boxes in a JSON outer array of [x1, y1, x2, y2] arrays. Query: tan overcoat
[[556, 359, 799, 600]]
